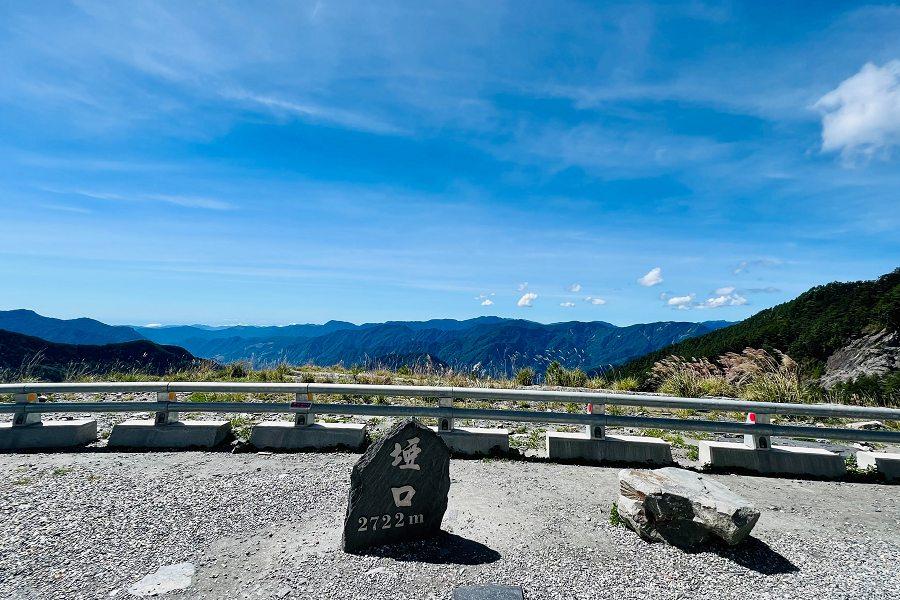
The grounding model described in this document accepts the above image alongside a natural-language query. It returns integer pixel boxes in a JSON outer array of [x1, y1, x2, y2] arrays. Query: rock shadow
[[708, 536, 799, 575], [363, 532, 501, 565]]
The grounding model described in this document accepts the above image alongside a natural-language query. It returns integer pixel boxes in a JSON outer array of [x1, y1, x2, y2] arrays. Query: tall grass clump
[[650, 348, 810, 402]]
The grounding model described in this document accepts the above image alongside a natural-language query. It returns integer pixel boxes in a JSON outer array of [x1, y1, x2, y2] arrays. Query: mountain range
[[0, 310, 731, 376]]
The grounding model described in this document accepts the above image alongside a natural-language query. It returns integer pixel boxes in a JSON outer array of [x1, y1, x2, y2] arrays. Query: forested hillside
[[619, 268, 900, 380]]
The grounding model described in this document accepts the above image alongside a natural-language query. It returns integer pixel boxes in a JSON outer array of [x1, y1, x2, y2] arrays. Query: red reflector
[[747, 412, 757, 423]]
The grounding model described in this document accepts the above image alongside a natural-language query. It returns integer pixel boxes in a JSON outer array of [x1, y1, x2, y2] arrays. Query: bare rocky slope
[[821, 329, 900, 388]]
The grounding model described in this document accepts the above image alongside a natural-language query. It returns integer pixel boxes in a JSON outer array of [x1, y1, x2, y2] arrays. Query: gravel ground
[[1, 450, 898, 600]]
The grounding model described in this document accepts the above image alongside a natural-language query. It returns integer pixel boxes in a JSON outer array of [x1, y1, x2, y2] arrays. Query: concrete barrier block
[[0, 420, 97, 450], [856, 451, 900, 482], [698, 441, 846, 478], [429, 426, 509, 456], [546, 431, 673, 465], [249, 421, 367, 451], [107, 420, 231, 449]]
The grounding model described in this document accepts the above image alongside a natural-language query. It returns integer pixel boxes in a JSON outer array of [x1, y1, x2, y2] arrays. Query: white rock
[[126, 562, 195, 597]]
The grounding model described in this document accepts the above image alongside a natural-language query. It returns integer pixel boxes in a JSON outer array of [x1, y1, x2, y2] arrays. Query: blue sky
[[1, 1, 898, 327]]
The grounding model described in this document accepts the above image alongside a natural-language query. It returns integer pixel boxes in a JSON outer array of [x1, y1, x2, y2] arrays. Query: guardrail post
[[154, 392, 178, 425], [12, 393, 41, 427], [587, 402, 605, 440], [744, 412, 771, 449], [438, 397, 454, 432], [292, 392, 315, 427]]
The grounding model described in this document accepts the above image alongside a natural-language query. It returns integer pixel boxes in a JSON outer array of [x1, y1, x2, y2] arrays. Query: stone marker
[[342, 419, 451, 553], [453, 584, 525, 600], [617, 467, 760, 549]]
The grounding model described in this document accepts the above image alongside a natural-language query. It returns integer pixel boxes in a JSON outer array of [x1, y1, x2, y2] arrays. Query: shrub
[[610, 377, 639, 391], [515, 367, 535, 387], [545, 361, 567, 386], [544, 361, 589, 388]]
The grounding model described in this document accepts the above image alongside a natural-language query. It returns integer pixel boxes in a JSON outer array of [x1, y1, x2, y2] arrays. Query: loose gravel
[[1, 451, 898, 600]]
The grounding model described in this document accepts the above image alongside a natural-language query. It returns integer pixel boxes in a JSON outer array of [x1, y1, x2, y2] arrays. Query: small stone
[[126, 562, 195, 597]]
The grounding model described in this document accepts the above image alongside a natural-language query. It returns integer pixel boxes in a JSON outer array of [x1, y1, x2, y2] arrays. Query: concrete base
[[249, 421, 367, 451], [546, 432, 673, 465], [107, 420, 231, 449], [698, 441, 846, 478], [0, 420, 97, 450], [857, 451, 900, 482], [429, 426, 509, 456]]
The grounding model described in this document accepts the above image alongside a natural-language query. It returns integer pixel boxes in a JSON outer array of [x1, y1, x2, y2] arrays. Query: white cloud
[[143, 323, 164, 328], [667, 294, 694, 309], [638, 267, 663, 287], [517, 292, 538, 307], [714, 286, 735, 295], [568, 283, 582, 292], [584, 296, 607, 305], [560, 301, 576, 307], [814, 61, 900, 160], [698, 292, 748, 309], [480, 299, 494, 306], [517, 282, 529, 291]]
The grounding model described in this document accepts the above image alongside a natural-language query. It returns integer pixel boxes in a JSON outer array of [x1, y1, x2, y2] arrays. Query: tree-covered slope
[[0, 329, 203, 381], [619, 268, 900, 379]]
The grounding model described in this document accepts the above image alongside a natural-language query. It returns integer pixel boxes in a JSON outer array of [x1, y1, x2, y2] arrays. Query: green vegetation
[[621, 268, 900, 382], [545, 361, 588, 387], [609, 502, 624, 527], [642, 428, 699, 460], [515, 367, 535, 386]]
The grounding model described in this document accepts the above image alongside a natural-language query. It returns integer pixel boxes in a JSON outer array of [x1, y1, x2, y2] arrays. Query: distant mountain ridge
[[138, 316, 731, 375], [0, 328, 203, 381], [0, 309, 733, 376], [0, 309, 145, 345]]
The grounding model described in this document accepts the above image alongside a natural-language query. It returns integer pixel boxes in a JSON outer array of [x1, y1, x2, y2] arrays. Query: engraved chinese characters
[[342, 419, 451, 553]]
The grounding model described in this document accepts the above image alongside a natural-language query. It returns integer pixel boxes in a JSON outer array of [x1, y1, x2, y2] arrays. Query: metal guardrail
[[1, 382, 899, 444]]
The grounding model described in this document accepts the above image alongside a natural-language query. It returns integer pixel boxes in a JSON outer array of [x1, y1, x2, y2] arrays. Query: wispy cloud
[[638, 267, 663, 287], [733, 259, 782, 275], [584, 296, 607, 305], [45, 188, 235, 211], [480, 299, 494, 306], [223, 90, 407, 136], [560, 301, 575, 307], [568, 283, 582, 292], [517, 282, 529, 291], [39, 203, 92, 214]]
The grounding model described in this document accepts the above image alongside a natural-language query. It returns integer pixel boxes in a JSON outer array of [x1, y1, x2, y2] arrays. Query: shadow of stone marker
[[343, 419, 451, 553]]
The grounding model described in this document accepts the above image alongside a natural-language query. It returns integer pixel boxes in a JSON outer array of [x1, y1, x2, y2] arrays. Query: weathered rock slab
[[342, 419, 451, 553], [617, 467, 759, 549]]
